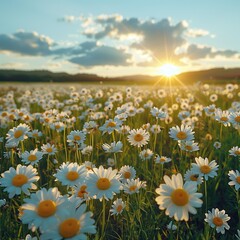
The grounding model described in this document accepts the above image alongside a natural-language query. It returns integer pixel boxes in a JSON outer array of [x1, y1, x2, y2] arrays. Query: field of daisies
[[0, 82, 239, 240]]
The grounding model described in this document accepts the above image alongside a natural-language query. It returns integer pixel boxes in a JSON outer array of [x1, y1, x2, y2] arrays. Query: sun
[[157, 63, 180, 77]]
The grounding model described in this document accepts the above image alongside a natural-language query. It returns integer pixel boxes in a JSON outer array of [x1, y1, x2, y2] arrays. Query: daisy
[[119, 165, 136, 183], [41, 143, 57, 156], [228, 170, 240, 190], [139, 149, 153, 160], [0, 164, 39, 198], [205, 208, 230, 234], [6, 123, 30, 144], [107, 158, 115, 167], [99, 118, 122, 134], [184, 169, 203, 186], [229, 111, 240, 126], [178, 141, 199, 152], [54, 162, 87, 187], [154, 155, 172, 164], [213, 141, 221, 149], [23, 234, 37, 240], [81, 146, 93, 155], [123, 178, 146, 195], [67, 130, 86, 147], [169, 124, 194, 142], [27, 129, 43, 138], [85, 166, 122, 201], [127, 128, 150, 147], [229, 146, 240, 157], [102, 141, 123, 153], [150, 124, 162, 134], [203, 104, 216, 116], [110, 198, 126, 216], [214, 109, 230, 127], [191, 157, 219, 180], [73, 183, 89, 200], [40, 201, 96, 240], [155, 173, 203, 221], [20, 187, 67, 231], [150, 107, 168, 120], [83, 161, 95, 171], [21, 149, 44, 166]]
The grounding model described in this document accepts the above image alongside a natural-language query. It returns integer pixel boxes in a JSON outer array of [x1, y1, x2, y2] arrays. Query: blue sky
[[0, 0, 239, 76]]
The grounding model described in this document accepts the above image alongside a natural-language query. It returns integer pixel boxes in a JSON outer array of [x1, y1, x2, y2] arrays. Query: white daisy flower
[[229, 146, 240, 157], [178, 141, 199, 152], [123, 178, 146, 195], [213, 141, 221, 149], [102, 141, 123, 153], [6, 123, 30, 145], [27, 129, 43, 138], [204, 208, 230, 234], [72, 183, 89, 200], [229, 111, 240, 126], [81, 146, 93, 155], [139, 148, 153, 160], [40, 201, 96, 240], [41, 143, 57, 156], [85, 166, 122, 201], [169, 124, 195, 142], [127, 128, 150, 147], [0, 164, 39, 198], [67, 130, 86, 147], [214, 109, 230, 127], [155, 173, 203, 221], [228, 170, 240, 190], [191, 157, 219, 180], [21, 148, 44, 166], [54, 162, 87, 187], [154, 155, 171, 164], [20, 187, 67, 231], [184, 169, 203, 186], [119, 165, 136, 183], [99, 118, 122, 134], [110, 198, 126, 216]]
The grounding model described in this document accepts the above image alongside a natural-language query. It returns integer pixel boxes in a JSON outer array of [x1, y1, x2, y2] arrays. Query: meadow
[[0, 81, 239, 240]]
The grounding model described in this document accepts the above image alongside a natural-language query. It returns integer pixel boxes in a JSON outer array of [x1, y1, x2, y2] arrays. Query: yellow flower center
[[14, 130, 23, 139], [236, 176, 240, 184], [171, 189, 189, 206], [123, 171, 131, 179], [12, 174, 28, 187], [134, 134, 144, 142], [176, 131, 187, 140], [59, 218, 80, 238], [74, 135, 81, 141], [200, 165, 211, 174], [66, 171, 79, 181], [160, 158, 166, 162], [37, 200, 56, 218], [55, 125, 61, 129], [117, 205, 123, 212], [220, 116, 228, 122], [235, 150, 240, 156], [77, 185, 87, 198], [18, 112, 24, 117], [235, 116, 240, 123], [28, 154, 37, 162], [212, 217, 223, 227], [129, 185, 137, 192], [1, 112, 7, 117], [46, 147, 53, 153], [32, 133, 39, 137], [185, 145, 193, 151], [107, 121, 116, 127], [190, 175, 198, 181], [97, 178, 111, 190], [9, 114, 15, 120]]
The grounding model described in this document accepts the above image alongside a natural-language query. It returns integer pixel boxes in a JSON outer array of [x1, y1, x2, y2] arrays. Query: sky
[[0, 0, 240, 77]]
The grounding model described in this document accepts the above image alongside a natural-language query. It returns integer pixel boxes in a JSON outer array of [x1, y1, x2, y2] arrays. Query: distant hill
[[0, 68, 239, 84]]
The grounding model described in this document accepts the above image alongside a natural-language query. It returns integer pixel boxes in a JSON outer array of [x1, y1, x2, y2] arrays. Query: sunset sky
[[0, 0, 239, 76]]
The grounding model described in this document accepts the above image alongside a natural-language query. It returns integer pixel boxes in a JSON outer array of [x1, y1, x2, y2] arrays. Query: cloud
[[0, 30, 54, 56], [185, 44, 239, 60], [185, 29, 210, 38], [69, 45, 130, 67]]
